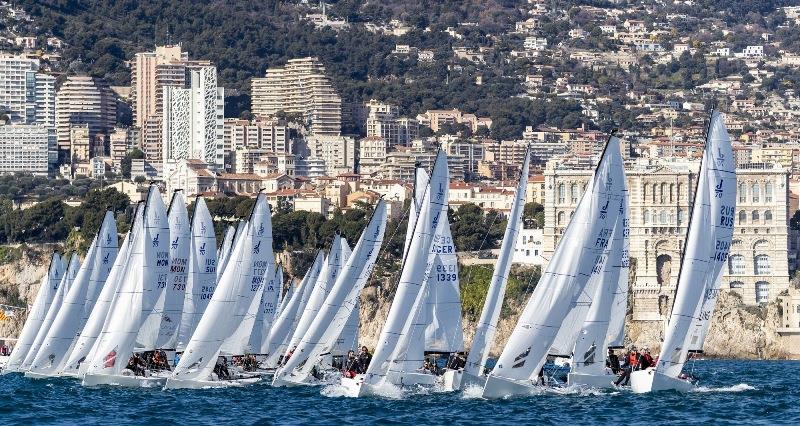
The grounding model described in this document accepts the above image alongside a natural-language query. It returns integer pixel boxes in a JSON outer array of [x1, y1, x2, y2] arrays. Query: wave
[[693, 383, 756, 393]]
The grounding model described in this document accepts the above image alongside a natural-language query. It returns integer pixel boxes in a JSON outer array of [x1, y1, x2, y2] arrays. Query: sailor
[[343, 350, 359, 378], [447, 352, 466, 370], [606, 348, 620, 374], [214, 356, 231, 380], [357, 346, 372, 373], [126, 354, 145, 376], [628, 347, 640, 371], [638, 348, 653, 370], [420, 360, 436, 375]]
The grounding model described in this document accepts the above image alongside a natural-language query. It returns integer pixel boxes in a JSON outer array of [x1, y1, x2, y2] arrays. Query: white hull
[[440, 369, 486, 391], [386, 370, 437, 387], [83, 372, 168, 388], [482, 374, 540, 398], [340, 374, 367, 397], [567, 371, 619, 388], [272, 374, 313, 388], [164, 377, 261, 389], [24, 371, 59, 379], [630, 368, 695, 393]]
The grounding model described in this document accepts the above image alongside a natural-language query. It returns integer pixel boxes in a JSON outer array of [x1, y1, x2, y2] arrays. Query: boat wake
[[692, 383, 755, 393], [460, 384, 484, 399]]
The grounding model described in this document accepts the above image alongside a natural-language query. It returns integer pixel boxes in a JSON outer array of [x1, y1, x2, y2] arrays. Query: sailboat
[[26, 212, 118, 379], [481, 136, 627, 398], [62, 203, 145, 377], [165, 193, 273, 389], [1, 253, 64, 374], [137, 191, 190, 355], [21, 254, 80, 371], [250, 265, 282, 359], [272, 200, 387, 388], [443, 148, 531, 391], [261, 252, 325, 369], [175, 197, 218, 352], [631, 111, 735, 393], [349, 151, 447, 396], [567, 164, 630, 388], [82, 185, 170, 387]]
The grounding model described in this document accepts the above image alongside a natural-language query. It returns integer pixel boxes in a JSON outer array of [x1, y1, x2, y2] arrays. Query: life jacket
[[629, 352, 638, 366]]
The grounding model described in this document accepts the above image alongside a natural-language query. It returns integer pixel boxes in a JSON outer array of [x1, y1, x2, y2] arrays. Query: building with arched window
[[544, 158, 790, 322]]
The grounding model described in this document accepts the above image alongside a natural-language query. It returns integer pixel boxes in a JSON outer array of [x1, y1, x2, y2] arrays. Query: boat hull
[[340, 374, 367, 397], [82, 372, 167, 388], [164, 377, 261, 389], [567, 371, 618, 388], [24, 371, 58, 379], [482, 374, 539, 398], [385, 370, 437, 387], [440, 369, 486, 391], [630, 368, 695, 393]]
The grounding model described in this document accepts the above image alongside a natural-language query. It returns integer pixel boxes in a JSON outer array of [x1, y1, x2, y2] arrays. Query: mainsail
[[252, 265, 282, 354], [465, 148, 530, 377], [216, 225, 236, 280], [175, 197, 218, 352], [656, 112, 735, 377], [4, 253, 64, 372], [483, 137, 626, 397]]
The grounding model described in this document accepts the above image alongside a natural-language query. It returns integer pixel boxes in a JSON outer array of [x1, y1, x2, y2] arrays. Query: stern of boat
[[567, 371, 617, 388], [482, 374, 538, 399], [440, 369, 462, 391]]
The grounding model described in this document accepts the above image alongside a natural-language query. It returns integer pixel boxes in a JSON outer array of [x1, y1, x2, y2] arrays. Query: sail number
[[713, 240, 729, 262], [719, 205, 735, 228], [200, 285, 215, 300]]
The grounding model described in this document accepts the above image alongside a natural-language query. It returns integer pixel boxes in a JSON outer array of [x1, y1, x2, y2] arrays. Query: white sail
[[217, 225, 236, 280], [483, 137, 626, 395], [175, 197, 218, 352], [285, 237, 351, 355], [465, 149, 530, 377], [63, 205, 144, 375], [161, 192, 190, 349], [274, 201, 387, 384], [22, 254, 80, 370], [364, 151, 447, 386], [84, 185, 170, 377], [274, 272, 292, 321], [402, 169, 430, 258], [571, 191, 629, 375], [332, 299, 359, 357], [423, 221, 462, 353], [249, 265, 282, 354], [171, 194, 272, 381], [606, 199, 630, 348], [83, 212, 120, 323], [548, 271, 598, 357], [263, 252, 324, 367], [656, 112, 735, 376], [4, 254, 63, 372], [28, 232, 104, 375]]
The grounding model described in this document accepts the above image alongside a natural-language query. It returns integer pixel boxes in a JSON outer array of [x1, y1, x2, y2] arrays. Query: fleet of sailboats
[[1, 113, 738, 397]]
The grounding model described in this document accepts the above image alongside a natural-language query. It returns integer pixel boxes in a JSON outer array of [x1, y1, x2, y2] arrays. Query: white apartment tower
[[251, 57, 342, 136], [55, 75, 116, 162], [162, 66, 224, 174], [0, 54, 56, 125], [365, 99, 400, 147]]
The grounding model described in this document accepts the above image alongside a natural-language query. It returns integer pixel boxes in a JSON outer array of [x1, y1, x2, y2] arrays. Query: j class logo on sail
[[599, 199, 610, 219], [605, 176, 613, 191], [591, 254, 608, 275], [437, 182, 445, 201], [204, 257, 216, 273], [106, 233, 112, 245], [595, 228, 612, 249], [719, 205, 735, 228], [715, 179, 725, 198], [103, 253, 110, 264], [434, 263, 457, 282], [717, 148, 726, 167], [200, 285, 215, 300], [200, 222, 207, 235], [171, 236, 180, 249], [618, 198, 625, 215], [199, 242, 207, 256], [152, 233, 160, 247], [431, 211, 441, 230], [257, 223, 265, 237], [253, 241, 262, 255], [713, 240, 730, 262]]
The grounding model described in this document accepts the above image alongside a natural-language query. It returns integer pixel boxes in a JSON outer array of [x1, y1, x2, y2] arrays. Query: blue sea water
[[1, 360, 798, 425]]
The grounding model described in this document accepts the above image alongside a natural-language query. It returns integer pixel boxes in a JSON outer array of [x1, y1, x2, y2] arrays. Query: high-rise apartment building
[[162, 66, 224, 174], [0, 124, 57, 176], [365, 99, 400, 147], [0, 54, 55, 125], [251, 57, 342, 136], [131, 44, 212, 169], [55, 75, 116, 162]]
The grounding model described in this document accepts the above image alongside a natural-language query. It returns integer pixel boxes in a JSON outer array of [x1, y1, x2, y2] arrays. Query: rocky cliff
[[2, 245, 795, 360]]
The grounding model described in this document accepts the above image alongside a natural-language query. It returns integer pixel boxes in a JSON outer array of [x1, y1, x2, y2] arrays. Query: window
[[558, 183, 565, 203], [752, 211, 760, 222], [643, 210, 650, 224], [677, 209, 684, 225], [729, 281, 744, 289], [677, 183, 683, 201], [670, 184, 675, 203], [660, 211, 667, 224], [754, 254, 771, 275], [557, 211, 565, 225], [571, 183, 578, 204], [738, 182, 746, 203], [643, 184, 648, 202], [660, 183, 667, 203], [652, 183, 657, 203], [765, 210, 773, 223], [755, 281, 770, 304], [765, 182, 773, 203], [752, 183, 760, 203], [739, 211, 747, 224], [728, 255, 745, 275]]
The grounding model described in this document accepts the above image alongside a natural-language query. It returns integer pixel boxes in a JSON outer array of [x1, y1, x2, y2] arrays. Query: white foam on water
[[320, 383, 351, 398], [460, 384, 485, 399], [693, 383, 756, 393]]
